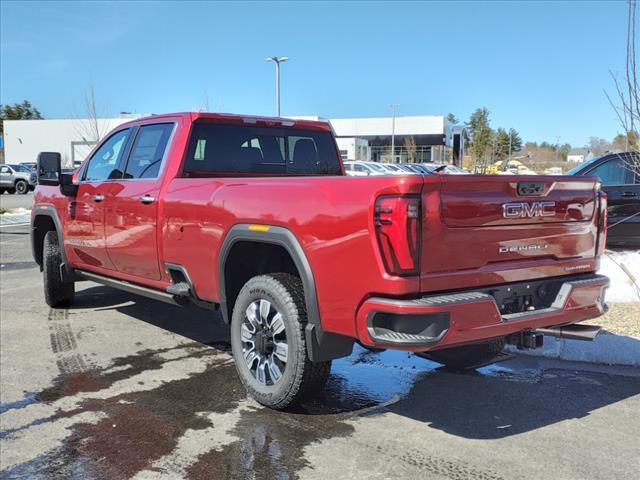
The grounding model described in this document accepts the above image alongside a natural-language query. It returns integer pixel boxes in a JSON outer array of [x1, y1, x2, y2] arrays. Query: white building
[[2, 114, 144, 167], [2, 113, 464, 167], [567, 148, 592, 163], [335, 137, 370, 161]]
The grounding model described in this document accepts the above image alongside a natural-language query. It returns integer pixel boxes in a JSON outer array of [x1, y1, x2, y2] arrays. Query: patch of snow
[[598, 250, 640, 303], [0, 208, 31, 226]]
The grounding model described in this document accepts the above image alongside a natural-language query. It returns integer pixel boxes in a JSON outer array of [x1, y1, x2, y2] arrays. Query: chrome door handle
[[93, 194, 105, 203], [620, 191, 638, 197], [139, 194, 155, 204]]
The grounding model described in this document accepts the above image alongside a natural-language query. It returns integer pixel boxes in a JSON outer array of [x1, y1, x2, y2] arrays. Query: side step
[[166, 282, 190, 297], [534, 324, 602, 341], [75, 270, 180, 306]]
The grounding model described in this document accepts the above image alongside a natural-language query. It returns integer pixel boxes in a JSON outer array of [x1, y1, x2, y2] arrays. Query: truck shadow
[[72, 285, 640, 440]]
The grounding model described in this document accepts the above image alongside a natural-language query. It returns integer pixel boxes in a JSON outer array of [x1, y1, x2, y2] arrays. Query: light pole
[[266, 56, 289, 117], [389, 103, 399, 163]]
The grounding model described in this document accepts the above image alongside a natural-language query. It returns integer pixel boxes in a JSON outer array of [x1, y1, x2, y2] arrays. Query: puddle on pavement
[[2, 342, 545, 479], [0, 260, 37, 271]]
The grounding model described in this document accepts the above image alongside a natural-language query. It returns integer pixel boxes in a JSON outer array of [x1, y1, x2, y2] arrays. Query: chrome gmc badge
[[502, 201, 556, 219]]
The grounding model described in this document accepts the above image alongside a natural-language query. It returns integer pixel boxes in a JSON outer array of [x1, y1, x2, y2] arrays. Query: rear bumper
[[356, 274, 609, 351]]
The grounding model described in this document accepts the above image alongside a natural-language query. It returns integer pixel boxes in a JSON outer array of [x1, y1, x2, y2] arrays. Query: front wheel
[[15, 180, 29, 194], [419, 338, 506, 370], [230, 273, 331, 410], [43, 230, 75, 307]]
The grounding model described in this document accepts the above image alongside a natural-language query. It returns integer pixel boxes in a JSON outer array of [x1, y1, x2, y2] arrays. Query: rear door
[[584, 154, 639, 245], [104, 122, 175, 280], [422, 175, 599, 275]]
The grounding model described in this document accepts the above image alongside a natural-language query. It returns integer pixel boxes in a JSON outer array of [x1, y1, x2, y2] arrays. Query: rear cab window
[[182, 122, 342, 176]]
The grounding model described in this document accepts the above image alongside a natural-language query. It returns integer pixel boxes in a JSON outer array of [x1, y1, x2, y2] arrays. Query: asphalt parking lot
[[0, 192, 34, 211], [1, 224, 639, 480]]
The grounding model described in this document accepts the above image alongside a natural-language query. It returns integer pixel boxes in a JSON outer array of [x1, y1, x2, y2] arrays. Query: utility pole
[[266, 57, 289, 116], [389, 103, 399, 163], [555, 136, 561, 162]]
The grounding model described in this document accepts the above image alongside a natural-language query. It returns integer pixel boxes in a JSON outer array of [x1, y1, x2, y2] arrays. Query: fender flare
[[31, 206, 69, 271], [218, 224, 320, 326], [218, 224, 354, 362]]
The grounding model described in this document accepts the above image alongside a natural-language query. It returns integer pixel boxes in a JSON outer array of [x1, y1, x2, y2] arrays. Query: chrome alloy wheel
[[241, 299, 288, 385]]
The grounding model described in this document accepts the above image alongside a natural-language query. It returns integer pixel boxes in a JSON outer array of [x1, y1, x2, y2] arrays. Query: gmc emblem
[[502, 201, 556, 219]]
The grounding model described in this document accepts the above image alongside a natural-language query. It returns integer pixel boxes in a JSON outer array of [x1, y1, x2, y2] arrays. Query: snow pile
[[0, 208, 31, 226], [598, 250, 640, 303]]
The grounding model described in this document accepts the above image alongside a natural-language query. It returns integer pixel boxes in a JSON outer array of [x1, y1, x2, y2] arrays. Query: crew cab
[[32, 113, 609, 409]]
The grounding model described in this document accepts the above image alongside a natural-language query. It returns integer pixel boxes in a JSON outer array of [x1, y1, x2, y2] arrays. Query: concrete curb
[[506, 332, 640, 367]]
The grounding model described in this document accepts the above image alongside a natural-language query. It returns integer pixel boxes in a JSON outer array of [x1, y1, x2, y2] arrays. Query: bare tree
[[200, 90, 211, 112], [403, 136, 417, 163], [74, 83, 108, 144], [605, 0, 640, 176]]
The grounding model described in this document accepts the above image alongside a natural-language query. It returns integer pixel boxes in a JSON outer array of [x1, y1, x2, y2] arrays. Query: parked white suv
[[344, 161, 388, 176], [0, 164, 37, 194]]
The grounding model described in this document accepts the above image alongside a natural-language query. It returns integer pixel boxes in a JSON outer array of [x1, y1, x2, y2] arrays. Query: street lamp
[[266, 56, 289, 117], [389, 103, 399, 163]]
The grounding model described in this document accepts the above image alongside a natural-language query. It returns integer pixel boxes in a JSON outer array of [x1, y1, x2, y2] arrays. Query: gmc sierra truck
[[32, 112, 609, 409]]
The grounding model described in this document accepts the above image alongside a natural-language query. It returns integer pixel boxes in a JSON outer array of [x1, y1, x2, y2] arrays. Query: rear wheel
[[420, 338, 506, 370], [43, 230, 75, 307], [230, 273, 331, 409], [15, 180, 29, 194]]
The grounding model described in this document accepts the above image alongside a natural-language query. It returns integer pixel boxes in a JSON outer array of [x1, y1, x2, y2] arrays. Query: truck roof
[[116, 112, 334, 132]]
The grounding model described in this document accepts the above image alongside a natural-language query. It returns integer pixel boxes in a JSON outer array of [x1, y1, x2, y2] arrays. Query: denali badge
[[502, 201, 556, 219], [499, 244, 549, 253]]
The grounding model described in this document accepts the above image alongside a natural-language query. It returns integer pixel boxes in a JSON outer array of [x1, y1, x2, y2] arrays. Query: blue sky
[[0, 1, 629, 147]]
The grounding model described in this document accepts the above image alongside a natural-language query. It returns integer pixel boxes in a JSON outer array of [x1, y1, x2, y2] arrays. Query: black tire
[[230, 273, 331, 410], [15, 180, 29, 194], [0, 189, 5, 194], [7, 188, 15, 194], [420, 338, 505, 370], [43, 230, 75, 308]]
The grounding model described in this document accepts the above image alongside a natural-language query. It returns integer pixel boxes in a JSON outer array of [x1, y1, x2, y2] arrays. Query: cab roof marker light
[[243, 118, 258, 124], [280, 120, 295, 127], [248, 224, 270, 232]]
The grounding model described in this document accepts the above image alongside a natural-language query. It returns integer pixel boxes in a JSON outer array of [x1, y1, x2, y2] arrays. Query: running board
[[534, 324, 602, 341], [75, 270, 180, 306]]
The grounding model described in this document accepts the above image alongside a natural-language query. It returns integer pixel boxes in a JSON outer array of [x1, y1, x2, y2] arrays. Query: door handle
[[93, 194, 105, 203], [139, 194, 155, 204], [620, 191, 638, 197]]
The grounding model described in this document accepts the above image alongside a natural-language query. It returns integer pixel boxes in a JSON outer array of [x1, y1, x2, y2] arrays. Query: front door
[[66, 128, 132, 270], [105, 122, 175, 280], [0, 165, 12, 187]]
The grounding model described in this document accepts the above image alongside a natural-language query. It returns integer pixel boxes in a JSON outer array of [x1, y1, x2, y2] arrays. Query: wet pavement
[[2, 225, 640, 480]]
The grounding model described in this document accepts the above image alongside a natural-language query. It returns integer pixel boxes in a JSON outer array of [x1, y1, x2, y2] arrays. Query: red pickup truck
[[32, 112, 609, 409]]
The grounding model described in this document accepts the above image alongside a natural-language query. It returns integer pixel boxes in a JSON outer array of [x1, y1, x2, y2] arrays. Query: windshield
[[565, 155, 603, 175], [8, 164, 31, 173], [365, 162, 386, 172], [383, 164, 401, 172]]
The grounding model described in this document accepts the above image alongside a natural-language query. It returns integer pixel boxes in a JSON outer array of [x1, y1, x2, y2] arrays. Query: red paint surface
[[34, 112, 608, 347]]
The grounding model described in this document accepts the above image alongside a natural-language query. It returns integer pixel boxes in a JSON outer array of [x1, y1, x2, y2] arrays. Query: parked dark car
[[566, 152, 639, 247]]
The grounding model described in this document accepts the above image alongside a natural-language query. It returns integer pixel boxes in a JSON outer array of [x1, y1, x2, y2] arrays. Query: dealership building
[[2, 113, 465, 168]]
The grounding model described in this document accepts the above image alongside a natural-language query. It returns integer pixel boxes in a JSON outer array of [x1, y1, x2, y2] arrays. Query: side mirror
[[60, 172, 78, 197], [37, 152, 61, 186]]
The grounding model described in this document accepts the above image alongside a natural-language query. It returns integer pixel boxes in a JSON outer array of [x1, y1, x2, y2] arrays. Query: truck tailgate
[[421, 175, 600, 277]]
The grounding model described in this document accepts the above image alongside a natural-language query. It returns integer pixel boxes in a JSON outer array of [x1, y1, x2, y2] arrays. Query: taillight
[[374, 195, 421, 276], [597, 190, 608, 255]]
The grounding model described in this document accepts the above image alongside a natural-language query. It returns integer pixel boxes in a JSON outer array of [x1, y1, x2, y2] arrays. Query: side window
[[354, 164, 365, 172], [588, 159, 627, 185], [124, 123, 174, 179], [0, 166, 11, 173], [83, 129, 131, 182]]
